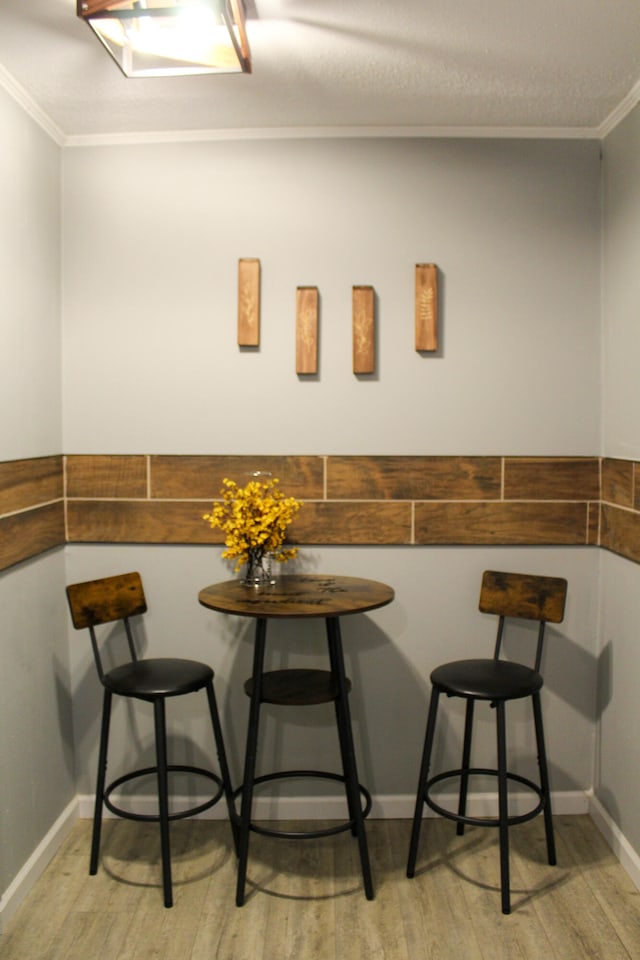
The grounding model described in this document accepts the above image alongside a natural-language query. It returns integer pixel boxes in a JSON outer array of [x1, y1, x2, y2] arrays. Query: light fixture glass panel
[[78, 0, 251, 78]]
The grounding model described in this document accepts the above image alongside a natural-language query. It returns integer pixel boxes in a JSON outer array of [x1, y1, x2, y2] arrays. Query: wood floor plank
[[331, 819, 417, 960], [513, 817, 634, 960], [260, 821, 337, 960], [2, 816, 640, 960], [196, 891, 270, 960], [452, 822, 560, 960], [403, 817, 504, 960], [555, 815, 640, 957], [434, 821, 532, 960]]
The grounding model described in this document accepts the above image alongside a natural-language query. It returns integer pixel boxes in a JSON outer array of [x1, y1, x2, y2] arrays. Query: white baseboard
[[589, 792, 640, 892], [373, 789, 590, 819], [76, 792, 235, 820], [77, 787, 590, 822], [0, 798, 79, 932]]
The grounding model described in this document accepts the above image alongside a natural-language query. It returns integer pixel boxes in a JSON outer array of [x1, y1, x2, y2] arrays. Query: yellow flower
[[203, 476, 301, 572]]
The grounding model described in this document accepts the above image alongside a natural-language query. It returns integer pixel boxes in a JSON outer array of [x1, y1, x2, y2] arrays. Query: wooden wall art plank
[[415, 263, 438, 352], [0, 503, 65, 572], [414, 501, 588, 545], [238, 258, 261, 346], [601, 503, 640, 563], [504, 457, 600, 501], [290, 500, 412, 545], [602, 457, 635, 508], [66, 455, 147, 498], [0, 456, 63, 516], [66, 500, 218, 544], [296, 286, 319, 374], [150, 454, 324, 499], [352, 286, 375, 374], [327, 455, 502, 501]]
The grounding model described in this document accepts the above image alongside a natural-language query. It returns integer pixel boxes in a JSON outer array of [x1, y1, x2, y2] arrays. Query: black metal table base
[[235, 615, 374, 906], [232, 769, 372, 839]]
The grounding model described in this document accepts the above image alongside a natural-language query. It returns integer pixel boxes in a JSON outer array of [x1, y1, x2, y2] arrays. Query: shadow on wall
[[53, 655, 76, 782], [66, 617, 152, 780], [543, 630, 605, 723], [216, 612, 427, 800], [503, 623, 603, 724], [62, 552, 602, 811]]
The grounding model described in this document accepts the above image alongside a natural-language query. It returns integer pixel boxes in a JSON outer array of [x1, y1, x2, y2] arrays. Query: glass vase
[[243, 551, 276, 587]]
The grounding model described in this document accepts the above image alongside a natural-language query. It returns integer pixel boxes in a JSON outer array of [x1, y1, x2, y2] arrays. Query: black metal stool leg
[[236, 617, 267, 907], [407, 687, 440, 877], [90, 689, 112, 876], [154, 698, 173, 908], [205, 679, 239, 855], [327, 630, 358, 837], [496, 701, 511, 915], [456, 698, 475, 836], [326, 616, 374, 900], [532, 692, 556, 866], [332, 699, 358, 837]]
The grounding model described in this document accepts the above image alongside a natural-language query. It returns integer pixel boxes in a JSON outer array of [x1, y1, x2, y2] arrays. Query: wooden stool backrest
[[66, 572, 147, 681], [479, 571, 567, 624], [479, 571, 568, 671], [66, 571, 147, 629]]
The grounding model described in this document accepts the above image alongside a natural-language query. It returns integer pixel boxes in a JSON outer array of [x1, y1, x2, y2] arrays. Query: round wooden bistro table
[[198, 573, 395, 906]]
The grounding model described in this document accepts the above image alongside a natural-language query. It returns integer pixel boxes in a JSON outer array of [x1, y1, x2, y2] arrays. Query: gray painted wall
[[61, 138, 601, 455], [0, 86, 73, 900], [598, 103, 640, 854], [60, 137, 602, 807]]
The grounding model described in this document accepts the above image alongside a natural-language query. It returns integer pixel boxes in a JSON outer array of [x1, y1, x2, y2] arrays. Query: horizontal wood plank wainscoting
[[0, 456, 65, 570], [1, 454, 640, 572]]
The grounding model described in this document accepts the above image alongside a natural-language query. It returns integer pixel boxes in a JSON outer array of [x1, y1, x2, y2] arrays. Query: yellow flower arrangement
[[203, 475, 300, 574]]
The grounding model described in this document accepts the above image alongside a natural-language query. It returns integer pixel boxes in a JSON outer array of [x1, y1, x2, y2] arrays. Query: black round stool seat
[[104, 658, 214, 699], [432, 658, 543, 701]]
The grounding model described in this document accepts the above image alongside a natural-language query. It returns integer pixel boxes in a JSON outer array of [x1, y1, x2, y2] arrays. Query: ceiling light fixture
[[77, 0, 251, 78]]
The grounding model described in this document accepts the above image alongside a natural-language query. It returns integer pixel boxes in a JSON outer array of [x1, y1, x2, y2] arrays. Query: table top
[[198, 574, 394, 620]]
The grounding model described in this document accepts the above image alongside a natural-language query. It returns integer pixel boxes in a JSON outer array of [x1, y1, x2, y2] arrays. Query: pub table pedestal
[[198, 574, 394, 906]]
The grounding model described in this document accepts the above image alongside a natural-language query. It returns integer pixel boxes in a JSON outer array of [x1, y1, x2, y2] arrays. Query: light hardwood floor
[[2, 815, 640, 960]]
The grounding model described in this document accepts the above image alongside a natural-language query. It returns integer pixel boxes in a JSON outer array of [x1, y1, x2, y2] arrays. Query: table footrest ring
[[424, 767, 545, 828], [233, 770, 372, 839], [103, 764, 224, 822]]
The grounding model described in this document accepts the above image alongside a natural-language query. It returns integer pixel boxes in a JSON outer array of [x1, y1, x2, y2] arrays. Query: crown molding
[[0, 60, 637, 149], [63, 123, 603, 148], [0, 63, 65, 145], [598, 79, 640, 139]]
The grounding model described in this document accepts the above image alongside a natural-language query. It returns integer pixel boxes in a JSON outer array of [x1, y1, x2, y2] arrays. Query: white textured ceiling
[[0, 0, 639, 144]]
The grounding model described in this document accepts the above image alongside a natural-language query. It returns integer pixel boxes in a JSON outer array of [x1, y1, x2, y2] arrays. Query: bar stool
[[66, 571, 237, 907], [407, 570, 567, 914]]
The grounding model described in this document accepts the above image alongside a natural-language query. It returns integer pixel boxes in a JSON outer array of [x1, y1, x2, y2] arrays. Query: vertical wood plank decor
[[352, 285, 375, 374], [296, 286, 319, 374], [415, 263, 438, 352], [238, 258, 261, 346]]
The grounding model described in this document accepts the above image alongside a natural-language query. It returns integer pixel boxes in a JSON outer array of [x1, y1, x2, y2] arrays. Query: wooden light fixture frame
[[77, 0, 251, 77]]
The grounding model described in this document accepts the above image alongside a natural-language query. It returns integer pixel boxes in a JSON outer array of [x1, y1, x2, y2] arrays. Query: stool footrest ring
[[233, 770, 372, 839], [424, 767, 545, 828], [103, 764, 224, 822]]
